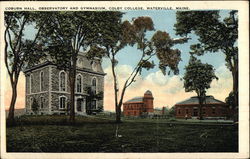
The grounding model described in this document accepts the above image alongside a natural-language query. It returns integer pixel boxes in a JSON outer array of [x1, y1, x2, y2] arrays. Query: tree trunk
[[110, 56, 121, 123], [7, 81, 18, 125], [115, 104, 122, 123], [232, 65, 238, 107], [232, 64, 238, 122], [69, 69, 76, 124], [198, 96, 203, 120]]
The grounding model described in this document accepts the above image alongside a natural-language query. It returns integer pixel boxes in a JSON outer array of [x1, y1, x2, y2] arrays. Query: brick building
[[175, 96, 231, 119], [123, 90, 154, 116], [24, 52, 105, 115]]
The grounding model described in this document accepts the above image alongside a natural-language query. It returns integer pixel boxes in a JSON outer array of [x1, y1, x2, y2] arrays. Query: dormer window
[[77, 57, 83, 67], [91, 61, 97, 72]]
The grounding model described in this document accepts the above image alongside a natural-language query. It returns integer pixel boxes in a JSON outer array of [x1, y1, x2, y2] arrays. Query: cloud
[[145, 71, 168, 86], [207, 64, 233, 101]]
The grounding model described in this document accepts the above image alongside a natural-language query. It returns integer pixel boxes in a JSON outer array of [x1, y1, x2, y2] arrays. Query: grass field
[[6, 115, 238, 152]]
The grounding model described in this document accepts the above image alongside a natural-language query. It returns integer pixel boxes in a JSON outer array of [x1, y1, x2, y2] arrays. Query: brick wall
[[175, 104, 230, 119]]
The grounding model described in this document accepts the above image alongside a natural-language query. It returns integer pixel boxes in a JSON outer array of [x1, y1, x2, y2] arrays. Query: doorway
[[77, 98, 83, 112]]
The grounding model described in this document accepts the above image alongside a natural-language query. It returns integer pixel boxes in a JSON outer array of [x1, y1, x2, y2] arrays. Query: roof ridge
[[176, 96, 226, 105]]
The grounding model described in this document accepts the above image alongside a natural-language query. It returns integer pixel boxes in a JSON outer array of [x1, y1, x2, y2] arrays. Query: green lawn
[[6, 115, 238, 152]]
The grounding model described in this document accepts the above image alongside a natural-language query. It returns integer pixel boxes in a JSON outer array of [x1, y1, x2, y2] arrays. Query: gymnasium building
[[174, 96, 231, 119]]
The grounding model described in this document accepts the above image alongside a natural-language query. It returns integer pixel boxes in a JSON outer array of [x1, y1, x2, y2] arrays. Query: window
[[59, 96, 66, 109], [77, 99, 82, 111], [92, 78, 97, 94], [76, 74, 82, 93], [193, 108, 198, 116], [59, 71, 66, 91], [202, 108, 206, 115], [91, 61, 97, 71], [40, 96, 45, 109], [40, 71, 44, 92], [186, 109, 189, 114], [77, 58, 83, 66], [212, 107, 216, 114], [30, 74, 33, 93], [178, 109, 181, 114], [92, 100, 97, 109]]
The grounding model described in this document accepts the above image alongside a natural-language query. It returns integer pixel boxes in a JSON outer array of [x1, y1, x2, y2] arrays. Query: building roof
[[145, 90, 152, 95], [175, 96, 226, 105], [124, 96, 143, 103], [24, 61, 106, 76]]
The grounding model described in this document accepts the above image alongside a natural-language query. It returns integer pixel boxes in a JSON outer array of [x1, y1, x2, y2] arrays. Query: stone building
[[24, 52, 105, 115], [123, 90, 154, 116], [175, 96, 231, 119]]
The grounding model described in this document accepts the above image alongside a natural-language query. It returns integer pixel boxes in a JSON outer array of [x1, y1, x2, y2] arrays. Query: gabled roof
[[175, 96, 226, 105], [124, 96, 143, 103]]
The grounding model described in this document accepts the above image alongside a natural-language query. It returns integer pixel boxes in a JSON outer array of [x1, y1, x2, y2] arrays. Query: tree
[[89, 16, 188, 123], [167, 107, 175, 117], [4, 12, 47, 124], [39, 11, 123, 123], [225, 91, 237, 109], [174, 10, 238, 110], [225, 91, 238, 120], [85, 86, 104, 115], [183, 56, 218, 119]]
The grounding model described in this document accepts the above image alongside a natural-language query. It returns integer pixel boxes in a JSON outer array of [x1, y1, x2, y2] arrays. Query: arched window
[[40, 96, 45, 109], [92, 77, 97, 94], [91, 61, 97, 71], [59, 71, 66, 91], [30, 74, 33, 93], [40, 71, 44, 92], [76, 74, 82, 93], [59, 96, 66, 109], [77, 57, 83, 67]]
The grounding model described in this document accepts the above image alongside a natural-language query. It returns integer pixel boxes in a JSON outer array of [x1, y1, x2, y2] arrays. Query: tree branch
[[13, 15, 28, 54], [4, 27, 12, 76]]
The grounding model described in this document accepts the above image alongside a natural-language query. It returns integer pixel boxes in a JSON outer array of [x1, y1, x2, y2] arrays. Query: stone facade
[[24, 52, 105, 115]]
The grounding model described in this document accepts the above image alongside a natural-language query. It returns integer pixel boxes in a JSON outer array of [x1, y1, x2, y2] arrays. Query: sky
[[4, 10, 233, 111]]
